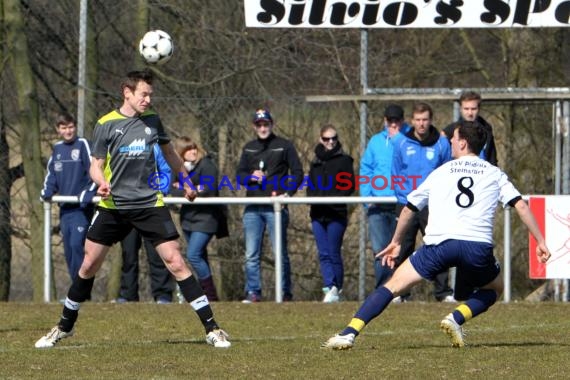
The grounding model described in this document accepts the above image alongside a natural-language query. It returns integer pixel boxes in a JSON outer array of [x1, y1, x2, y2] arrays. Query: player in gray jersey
[[35, 70, 231, 349], [322, 120, 551, 350]]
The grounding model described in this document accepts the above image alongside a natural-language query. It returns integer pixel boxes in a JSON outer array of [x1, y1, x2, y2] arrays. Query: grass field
[[1, 301, 569, 379]]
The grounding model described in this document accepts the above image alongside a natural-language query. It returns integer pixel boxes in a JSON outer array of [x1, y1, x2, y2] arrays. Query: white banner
[[245, 0, 570, 28], [529, 196, 570, 279]]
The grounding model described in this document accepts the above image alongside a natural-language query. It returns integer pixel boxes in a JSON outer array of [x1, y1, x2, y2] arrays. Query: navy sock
[[340, 286, 394, 336], [452, 289, 497, 325]]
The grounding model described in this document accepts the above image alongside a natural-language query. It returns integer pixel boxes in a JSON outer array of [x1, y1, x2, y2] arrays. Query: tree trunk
[[83, 0, 99, 138], [4, 0, 46, 302], [0, 0, 11, 301]]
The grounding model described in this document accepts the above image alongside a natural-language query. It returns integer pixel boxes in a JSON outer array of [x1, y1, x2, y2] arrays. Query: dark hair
[[55, 113, 76, 126], [455, 120, 487, 155], [122, 69, 153, 93], [459, 91, 482, 106], [412, 102, 433, 119]]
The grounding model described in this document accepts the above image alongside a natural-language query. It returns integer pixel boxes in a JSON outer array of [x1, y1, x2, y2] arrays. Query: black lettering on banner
[[257, 0, 286, 24], [456, 176, 475, 208], [481, 0, 510, 25], [362, 0, 381, 25], [289, 1, 306, 25], [308, 0, 326, 25], [556, 1, 570, 23], [383, 1, 418, 26], [513, 0, 550, 26], [435, 0, 463, 25], [330, 2, 361, 25]]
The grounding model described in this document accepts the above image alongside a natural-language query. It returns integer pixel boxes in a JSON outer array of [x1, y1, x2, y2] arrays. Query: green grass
[[1, 302, 569, 379]]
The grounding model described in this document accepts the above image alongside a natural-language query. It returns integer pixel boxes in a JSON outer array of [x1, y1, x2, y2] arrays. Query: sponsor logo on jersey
[[118, 139, 149, 156]]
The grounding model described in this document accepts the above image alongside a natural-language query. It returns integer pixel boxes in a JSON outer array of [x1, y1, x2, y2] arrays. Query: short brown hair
[[459, 91, 482, 106], [56, 113, 76, 127], [121, 69, 153, 94], [412, 102, 433, 119], [174, 136, 207, 162]]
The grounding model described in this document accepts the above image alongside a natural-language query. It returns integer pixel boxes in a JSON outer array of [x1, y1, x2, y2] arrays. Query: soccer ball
[[139, 30, 173, 65]]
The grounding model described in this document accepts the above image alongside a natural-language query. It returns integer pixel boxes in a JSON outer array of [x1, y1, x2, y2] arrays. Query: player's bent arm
[[513, 198, 552, 263], [160, 142, 185, 175], [89, 157, 106, 187], [391, 203, 417, 245], [513, 198, 545, 244], [160, 142, 197, 201], [377, 203, 417, 267], [90, 157, 110, 198]]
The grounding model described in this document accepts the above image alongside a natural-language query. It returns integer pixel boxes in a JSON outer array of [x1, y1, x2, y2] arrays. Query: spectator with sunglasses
[[307, 125, 354, 302]]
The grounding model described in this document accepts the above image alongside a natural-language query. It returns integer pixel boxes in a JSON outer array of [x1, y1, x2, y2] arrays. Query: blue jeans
[[311, 219, 347, 290], [183, 230, 214, 279], [60, 209, 90, 281], [243, 205, 291, 297], [367, 205, 397, 288]]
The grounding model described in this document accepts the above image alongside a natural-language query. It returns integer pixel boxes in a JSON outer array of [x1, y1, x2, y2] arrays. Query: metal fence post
[[43, 201, 52, 303], [273, 199, 283, 303]]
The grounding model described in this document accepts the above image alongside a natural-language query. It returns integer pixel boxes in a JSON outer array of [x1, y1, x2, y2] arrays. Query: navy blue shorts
[[409, 239, 500, 300], [86, 206, 179, 247]]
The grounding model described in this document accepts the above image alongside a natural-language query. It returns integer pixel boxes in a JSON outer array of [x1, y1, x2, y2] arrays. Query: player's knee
[[164, 253, 187, 274]]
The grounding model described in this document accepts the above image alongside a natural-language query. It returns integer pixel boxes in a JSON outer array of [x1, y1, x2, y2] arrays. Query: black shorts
[[86, 207, 179, 247]]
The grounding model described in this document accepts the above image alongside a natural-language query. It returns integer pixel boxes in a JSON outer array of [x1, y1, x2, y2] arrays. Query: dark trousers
[[119, 229, 175, 301], [395, 204, 453, 301]]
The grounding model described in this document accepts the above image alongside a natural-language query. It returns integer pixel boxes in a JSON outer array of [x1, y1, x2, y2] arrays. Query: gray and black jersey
[[91, 109, 170, 209]]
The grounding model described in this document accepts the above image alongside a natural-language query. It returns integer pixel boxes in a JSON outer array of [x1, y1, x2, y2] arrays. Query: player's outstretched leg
[[35, 276, 94, 348], [440, 288, 497, 348], [322, 286, 394, 350], [177, 275, 231, 348]]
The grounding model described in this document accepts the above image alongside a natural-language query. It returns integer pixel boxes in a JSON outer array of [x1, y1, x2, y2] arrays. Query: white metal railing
[[44, 195, 517, 303]]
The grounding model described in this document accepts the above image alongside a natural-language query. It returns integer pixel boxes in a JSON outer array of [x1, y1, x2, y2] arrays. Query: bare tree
[[4, 0, 45, 301]]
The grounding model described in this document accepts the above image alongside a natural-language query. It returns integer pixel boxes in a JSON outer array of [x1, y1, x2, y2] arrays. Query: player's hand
[[376, 241, 401, 269], [97, 182, 111, 199], [184, 187, 198, 202], [536, 241, 552, 263]]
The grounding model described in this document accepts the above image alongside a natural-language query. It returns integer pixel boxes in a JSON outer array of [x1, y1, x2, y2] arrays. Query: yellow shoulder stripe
[[97, 110, 125, 124]]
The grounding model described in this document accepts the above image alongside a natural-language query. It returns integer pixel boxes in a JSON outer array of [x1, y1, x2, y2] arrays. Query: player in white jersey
[[322, 120, 551, 350]]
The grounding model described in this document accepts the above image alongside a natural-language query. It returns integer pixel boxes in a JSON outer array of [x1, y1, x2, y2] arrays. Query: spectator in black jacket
[[173, 136, 228, 301], [236, 108, 304, 302], [307, 125, 354, 303], [442, 91, 498, 166]]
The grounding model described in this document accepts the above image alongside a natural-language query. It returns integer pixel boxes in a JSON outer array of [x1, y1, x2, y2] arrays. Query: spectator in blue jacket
[[359, 104, 410, 288], [41, 113, 96, 281], [391, 102, 454, 302]]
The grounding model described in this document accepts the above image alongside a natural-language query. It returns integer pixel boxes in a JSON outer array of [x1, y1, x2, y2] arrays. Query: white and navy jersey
[[407, 155, 521, 245], [41, 137, 94, 208]]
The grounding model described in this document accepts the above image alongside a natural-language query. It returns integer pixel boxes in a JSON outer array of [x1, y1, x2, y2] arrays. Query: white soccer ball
[[139, 30, 173, 65]]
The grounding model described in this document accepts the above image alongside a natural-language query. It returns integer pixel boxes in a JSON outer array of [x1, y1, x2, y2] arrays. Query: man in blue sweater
[[41, 113, 96, 281], [391, 102, 454, 302]]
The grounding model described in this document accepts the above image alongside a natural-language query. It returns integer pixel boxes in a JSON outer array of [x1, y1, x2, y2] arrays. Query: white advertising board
[[245, 0, 570, 28]]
